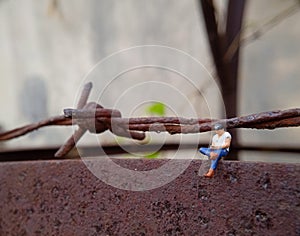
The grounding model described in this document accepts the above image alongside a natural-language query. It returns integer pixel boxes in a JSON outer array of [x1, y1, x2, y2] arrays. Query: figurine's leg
[[205, 151, 225, 178], [199, 147, 212, 157], [210, 155, 222, 170], [210, 149, 228, 170], [200, 147, 215, 178]]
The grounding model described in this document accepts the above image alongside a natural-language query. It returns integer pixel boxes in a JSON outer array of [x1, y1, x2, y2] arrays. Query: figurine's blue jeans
[[199, 147, 229, 170]]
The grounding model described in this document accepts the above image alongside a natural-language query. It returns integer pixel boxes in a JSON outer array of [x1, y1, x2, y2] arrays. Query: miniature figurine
[[199, 123, 232, 178]]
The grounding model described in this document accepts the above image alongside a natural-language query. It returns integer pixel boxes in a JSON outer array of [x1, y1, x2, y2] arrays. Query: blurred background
[[0, 0, 299, 162]]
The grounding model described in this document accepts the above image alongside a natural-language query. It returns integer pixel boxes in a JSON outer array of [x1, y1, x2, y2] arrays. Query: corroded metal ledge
[[0, 159, 299, 235]]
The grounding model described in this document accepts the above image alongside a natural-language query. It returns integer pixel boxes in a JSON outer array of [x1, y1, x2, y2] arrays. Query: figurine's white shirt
[[212, 132, 231, 151]]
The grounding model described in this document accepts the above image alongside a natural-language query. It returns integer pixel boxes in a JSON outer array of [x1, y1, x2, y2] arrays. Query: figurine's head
[[213, 123, 225, 135]]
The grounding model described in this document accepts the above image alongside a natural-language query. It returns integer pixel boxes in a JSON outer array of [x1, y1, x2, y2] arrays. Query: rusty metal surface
[[0, 159, 299, 235]]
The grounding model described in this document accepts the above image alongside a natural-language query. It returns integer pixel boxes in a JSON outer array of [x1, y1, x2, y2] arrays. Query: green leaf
[[146, 102, 166, 116], [144, 152, 160, 159]]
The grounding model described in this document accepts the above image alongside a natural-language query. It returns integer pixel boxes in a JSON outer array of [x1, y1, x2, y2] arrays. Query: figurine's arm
[[222, 137, 231, 149], [210, 141, 218, 149], [209, 139, 216, 149]]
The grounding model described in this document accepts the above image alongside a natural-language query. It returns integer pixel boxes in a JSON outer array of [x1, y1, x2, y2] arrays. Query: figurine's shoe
[[204, 168, 214, 178]]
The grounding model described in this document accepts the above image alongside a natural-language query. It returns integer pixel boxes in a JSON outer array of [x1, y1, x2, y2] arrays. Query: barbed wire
[[0, 82, 300, 157]]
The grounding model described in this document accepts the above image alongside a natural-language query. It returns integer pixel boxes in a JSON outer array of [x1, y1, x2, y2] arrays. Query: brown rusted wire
[[0, 82, 300, 157], [0, 116, 71, 141]]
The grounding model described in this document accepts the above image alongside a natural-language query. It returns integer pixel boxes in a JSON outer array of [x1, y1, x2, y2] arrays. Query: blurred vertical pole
[[199, 0, 246, 160], [224, 0, 247, 160]]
